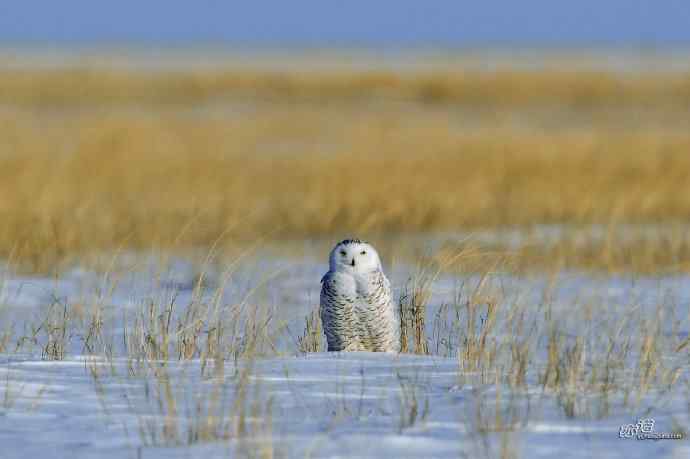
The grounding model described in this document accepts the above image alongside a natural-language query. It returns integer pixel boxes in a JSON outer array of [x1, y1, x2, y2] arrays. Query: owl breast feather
[[320, 270, 399, 353]]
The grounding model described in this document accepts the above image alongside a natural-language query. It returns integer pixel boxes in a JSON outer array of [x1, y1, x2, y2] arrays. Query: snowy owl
[[320, 239, 400, 353]]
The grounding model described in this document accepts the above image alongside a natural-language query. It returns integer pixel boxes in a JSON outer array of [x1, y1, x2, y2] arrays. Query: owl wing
[[319, 271, 353, 351]]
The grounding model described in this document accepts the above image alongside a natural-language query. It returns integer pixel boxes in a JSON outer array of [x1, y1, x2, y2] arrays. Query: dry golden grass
[[2, 67, 690, 108], [1, 65, 690, 270]]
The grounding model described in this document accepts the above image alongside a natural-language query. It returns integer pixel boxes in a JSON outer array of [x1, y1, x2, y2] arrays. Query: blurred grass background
[[1, 64, 690, 270]]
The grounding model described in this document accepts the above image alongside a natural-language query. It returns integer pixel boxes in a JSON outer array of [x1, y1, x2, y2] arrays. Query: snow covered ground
[[1, 252, 689, 458], [1, 352, 688, 459]]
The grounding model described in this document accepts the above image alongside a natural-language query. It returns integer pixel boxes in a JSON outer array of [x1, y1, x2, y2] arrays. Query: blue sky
[[0, 1, 689, 48]]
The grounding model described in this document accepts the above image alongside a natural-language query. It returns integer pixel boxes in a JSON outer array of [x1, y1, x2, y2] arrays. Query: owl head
[[328, 239, 382, 274]]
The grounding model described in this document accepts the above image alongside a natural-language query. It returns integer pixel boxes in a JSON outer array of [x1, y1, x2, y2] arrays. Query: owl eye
[[340, 250, 347, 256], [360, 250, 366, 255]]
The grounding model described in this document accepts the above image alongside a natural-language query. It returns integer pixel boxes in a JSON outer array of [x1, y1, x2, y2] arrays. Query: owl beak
[[350, 258, 356, 267]]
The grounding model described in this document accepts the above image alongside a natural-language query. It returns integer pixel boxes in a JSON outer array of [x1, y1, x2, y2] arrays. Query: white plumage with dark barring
[[320, 239, 400, 353]]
